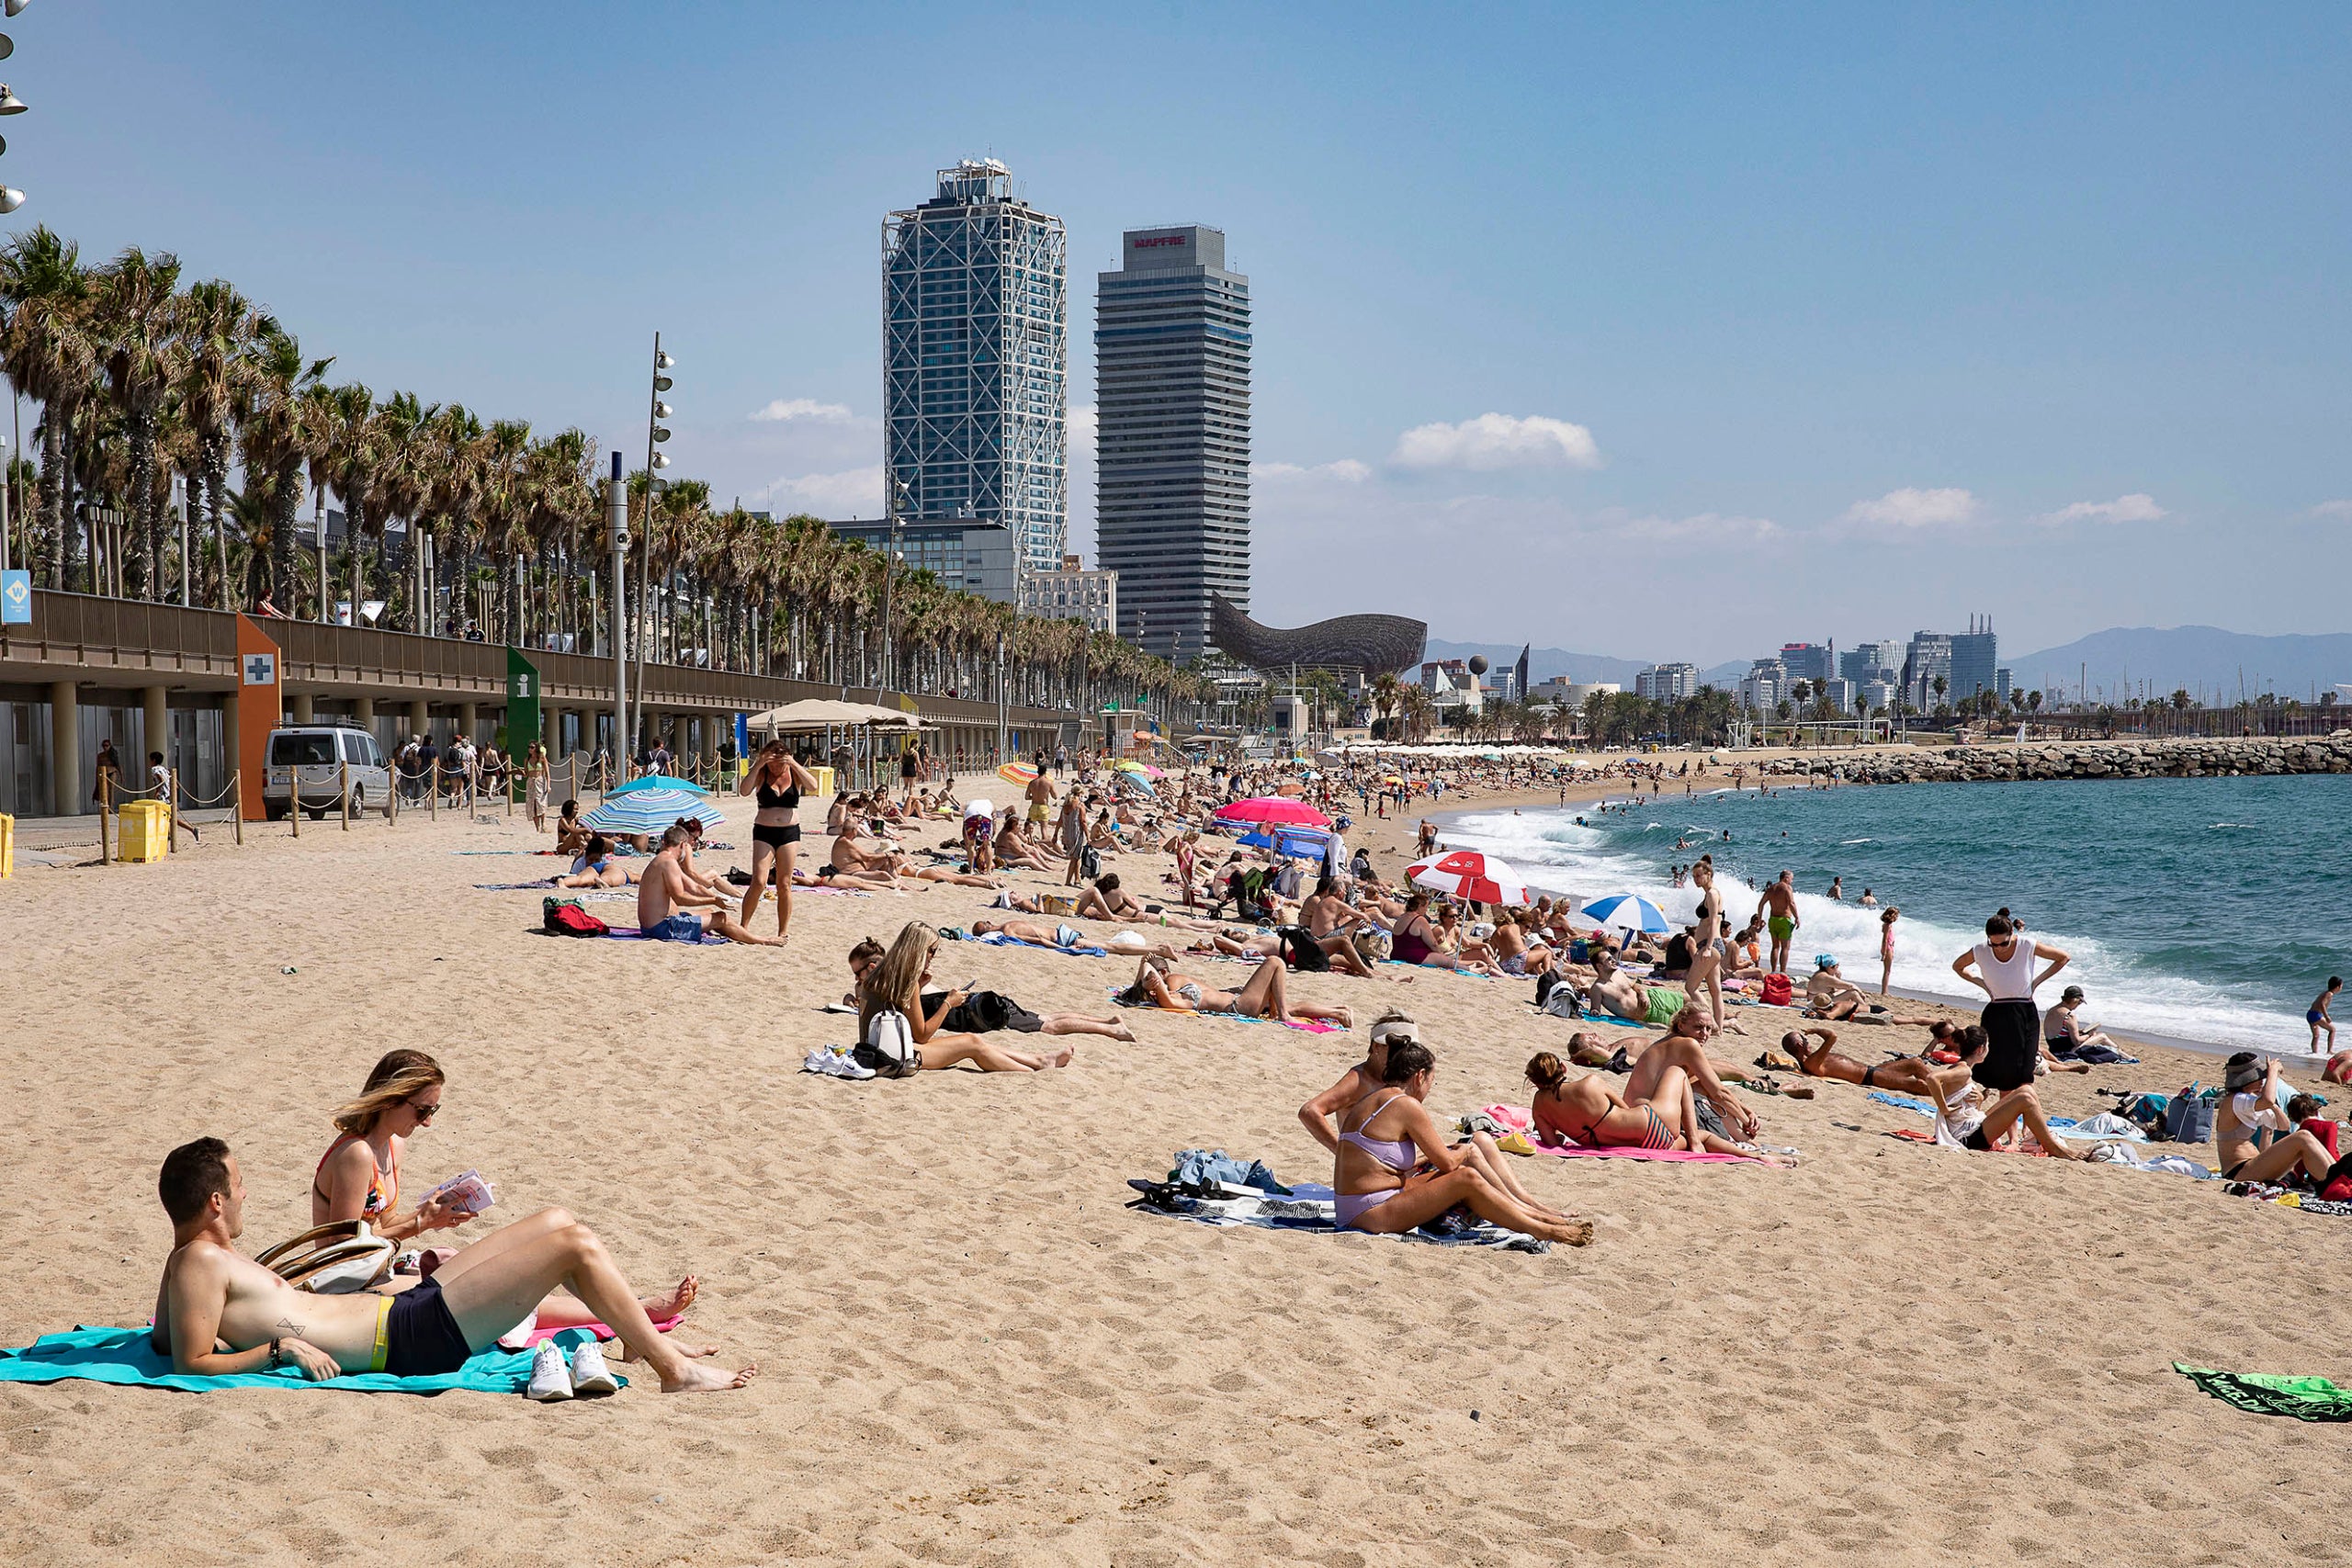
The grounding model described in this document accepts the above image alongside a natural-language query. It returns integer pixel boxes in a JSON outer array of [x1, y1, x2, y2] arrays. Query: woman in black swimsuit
[[737, 736, 820, 941]]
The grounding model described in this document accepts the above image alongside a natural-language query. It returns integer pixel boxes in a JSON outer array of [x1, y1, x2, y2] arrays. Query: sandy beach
[[4, 774, 2348, 1567]]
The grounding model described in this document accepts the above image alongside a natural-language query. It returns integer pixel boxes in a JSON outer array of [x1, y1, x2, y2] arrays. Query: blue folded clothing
[[0, 1325, 618, 1395], [1126, 1180, 1550, 1253]]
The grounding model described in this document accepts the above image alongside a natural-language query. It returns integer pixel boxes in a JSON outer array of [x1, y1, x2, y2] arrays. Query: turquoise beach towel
[[0, 1325, 618, 1396]]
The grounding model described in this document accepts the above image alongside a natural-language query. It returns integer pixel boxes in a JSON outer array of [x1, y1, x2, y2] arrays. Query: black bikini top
[[757, 763, 800, 810]]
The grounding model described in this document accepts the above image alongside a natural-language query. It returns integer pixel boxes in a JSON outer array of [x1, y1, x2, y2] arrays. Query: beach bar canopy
[[747, 699, 927, 734]]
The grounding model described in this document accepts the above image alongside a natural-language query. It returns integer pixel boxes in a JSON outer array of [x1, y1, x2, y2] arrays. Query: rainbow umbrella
[[997, 761, 1038, 786]]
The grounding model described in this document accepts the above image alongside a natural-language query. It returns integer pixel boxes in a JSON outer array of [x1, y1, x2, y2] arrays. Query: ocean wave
[[1839, 838, 1875, 845], [1441, 804, 2309, 1054]]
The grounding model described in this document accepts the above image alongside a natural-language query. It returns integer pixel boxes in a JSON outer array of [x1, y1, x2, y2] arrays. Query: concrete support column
[[354, 696, 375, 724], [458, 702, 478, 743], [290, 693, 315, 724], [700, 715, 719, 770], [407, 700, 429, 741], [667, 713, 686, 761], [49, 680, 78, 817], [142, 686, 168, 774]]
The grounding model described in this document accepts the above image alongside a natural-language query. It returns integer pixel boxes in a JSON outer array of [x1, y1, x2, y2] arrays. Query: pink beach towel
[[1480, 1103, 1760, 1164]]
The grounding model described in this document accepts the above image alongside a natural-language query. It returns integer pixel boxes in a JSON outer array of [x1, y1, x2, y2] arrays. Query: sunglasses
[[408, 1099, 440, 1122]]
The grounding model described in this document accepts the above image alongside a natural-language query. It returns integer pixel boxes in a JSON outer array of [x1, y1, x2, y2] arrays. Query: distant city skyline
[[33, 3, 2351, 662]]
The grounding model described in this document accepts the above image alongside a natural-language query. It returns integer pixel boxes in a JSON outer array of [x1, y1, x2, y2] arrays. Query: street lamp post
[[606, 451, 628, 772], [631, 333, 674, 760], [879, 473, 908, 694]]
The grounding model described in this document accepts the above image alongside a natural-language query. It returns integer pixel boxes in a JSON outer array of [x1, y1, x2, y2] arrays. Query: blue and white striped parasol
[[583, 787, 724, 834], [1579, 892, 1670, 934]]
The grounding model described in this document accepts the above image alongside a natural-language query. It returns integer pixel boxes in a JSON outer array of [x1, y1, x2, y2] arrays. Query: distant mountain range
[[2005, 626, 2352, 704], [1428, 626, 2352, 702]]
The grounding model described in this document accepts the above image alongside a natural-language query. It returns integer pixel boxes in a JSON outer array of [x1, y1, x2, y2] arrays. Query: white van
[[264, 725, 392, 819]]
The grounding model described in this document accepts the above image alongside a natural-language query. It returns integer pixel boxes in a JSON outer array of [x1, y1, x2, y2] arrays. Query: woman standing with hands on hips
[[1951, 914, 2066, 1093], [738, 734, 821, 942]]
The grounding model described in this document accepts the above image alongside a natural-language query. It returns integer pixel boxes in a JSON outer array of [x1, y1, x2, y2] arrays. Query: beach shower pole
[[607, 451, 628, 768]]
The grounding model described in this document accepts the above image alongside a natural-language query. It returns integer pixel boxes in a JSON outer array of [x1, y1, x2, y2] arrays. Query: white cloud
[[1839, 487, 1980, 530], [752, 465, 881, 516], [2310, 500, 2352, 520], [2035, 493, 2165, 526], [747, 398, 853, 423], [1390, 412, 1603, 472], [1254, 458, 1372, 484], [1618, 511, 1783, 544]]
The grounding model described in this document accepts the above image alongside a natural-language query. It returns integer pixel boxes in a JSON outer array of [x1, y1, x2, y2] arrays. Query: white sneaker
[[569, 1338, 619, 1397], [526, 1339, 573, 1402]]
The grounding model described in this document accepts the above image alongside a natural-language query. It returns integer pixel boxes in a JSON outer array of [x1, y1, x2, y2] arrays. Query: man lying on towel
[[151, 1137, 752, 1393]]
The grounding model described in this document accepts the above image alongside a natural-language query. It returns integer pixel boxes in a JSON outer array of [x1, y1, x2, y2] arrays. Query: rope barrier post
[[340, 761, 350, 832], [288, 767, 300, 838], [98, 773, 112, 865], [427, 759, 437, 820], [169, 767, 181, 855], [232, 772, 243, 846]]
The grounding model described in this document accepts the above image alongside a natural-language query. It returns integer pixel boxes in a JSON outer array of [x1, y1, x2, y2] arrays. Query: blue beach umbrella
[[606, 773, 698, 796], [1580, 893, 1670, 935], [583, 787, 725, 835]]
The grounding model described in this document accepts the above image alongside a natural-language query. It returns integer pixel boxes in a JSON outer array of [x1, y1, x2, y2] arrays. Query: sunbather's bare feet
[[1333, 1007, 1353, 1029], [660, 1359, 756, 1393], [1542, 1215, 1596, 1246], [644, 1276, 697, 1320], [1050, 1045, 1077, 1068], [617, 1338, 718, 1362], [1108, 1019, 1136, 1043]]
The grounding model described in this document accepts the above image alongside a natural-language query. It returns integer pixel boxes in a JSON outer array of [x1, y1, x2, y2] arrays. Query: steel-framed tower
[[884, 159, 1069, 574]]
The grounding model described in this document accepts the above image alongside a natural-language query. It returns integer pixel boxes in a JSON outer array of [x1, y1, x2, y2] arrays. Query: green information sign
[[503, 646, 542, 771]]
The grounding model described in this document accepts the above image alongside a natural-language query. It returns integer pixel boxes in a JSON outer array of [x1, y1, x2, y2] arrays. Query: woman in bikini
[[1331, 1041, 1591, 1245], [738, 736, 820, 941], [314, 1052, 702, 1341], [1118, 953, 1353, 1030], [1523, 1045, 1761, 1157], [1385, 892, 1503, 977], [1683, 858, 1729, 1029], [1298, 1013, 1570, 1220]]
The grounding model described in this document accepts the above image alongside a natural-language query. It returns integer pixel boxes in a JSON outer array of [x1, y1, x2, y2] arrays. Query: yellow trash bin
[[0, 812, 13, 877], [809, 765, 836, 799], [118, 800, 171, 863]]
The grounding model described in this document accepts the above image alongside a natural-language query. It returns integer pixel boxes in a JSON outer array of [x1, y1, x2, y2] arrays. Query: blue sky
[[29, 2, 2351, 664]]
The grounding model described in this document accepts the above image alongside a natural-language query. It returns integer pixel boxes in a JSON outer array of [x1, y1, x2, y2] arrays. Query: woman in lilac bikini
[[1329, 1042, 1593, 1246]]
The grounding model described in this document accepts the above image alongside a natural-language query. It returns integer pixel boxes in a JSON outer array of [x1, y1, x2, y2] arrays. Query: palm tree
[[0, 226, 96, 589], [91, 248, 187, 600], [237, 321, 333, 609], [175, 278, 262, 609]]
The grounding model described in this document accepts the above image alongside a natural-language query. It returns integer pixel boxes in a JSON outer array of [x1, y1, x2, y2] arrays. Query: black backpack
[[1276, 925, 1330, 972]]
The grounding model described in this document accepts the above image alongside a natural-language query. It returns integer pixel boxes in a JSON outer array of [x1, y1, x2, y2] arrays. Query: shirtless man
[[1298, 876, 1375, 977], [1586, 951, 1691, 1030], [1804, 957, 1936, 1024], [1757, 871, 1800, 976], [830, 820, 908, 880], [1024, 761, 1057, 834], [1074, 874, 1144, 922], [639, 825, 778, 944], [150, 1137, 751, 1393], [1779, 1025, 1954, 1114]]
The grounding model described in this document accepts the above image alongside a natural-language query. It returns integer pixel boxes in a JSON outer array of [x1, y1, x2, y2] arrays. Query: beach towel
[[972, 930, 1109, 958], [0, 1325, 621, 1396], [604, 925, 727, 944], [521, 1314, 679, 1348], [1125, 1181, 1549, 1253], [1532, 1144, 1764, 1166], [1105, 988, 1342, 1033], [475, 880, 558, 890], [2174, 1364, 2352, 1422]]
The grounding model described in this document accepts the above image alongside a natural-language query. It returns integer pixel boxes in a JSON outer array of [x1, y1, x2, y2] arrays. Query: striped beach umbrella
[[582, 787, 724, 835], [1579, 893, 1671, 934], [997, 761, 1038, 786]]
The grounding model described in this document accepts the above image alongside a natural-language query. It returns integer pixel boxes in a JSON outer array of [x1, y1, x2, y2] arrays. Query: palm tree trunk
[[38, 412, 69, 590]]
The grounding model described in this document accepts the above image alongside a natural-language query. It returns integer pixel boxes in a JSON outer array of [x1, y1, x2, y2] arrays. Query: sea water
[[1442, 773, 2352, 1055]]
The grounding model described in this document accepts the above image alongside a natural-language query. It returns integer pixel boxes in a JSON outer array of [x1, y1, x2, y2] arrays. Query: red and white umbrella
[[1406, 850, 1530, 908]]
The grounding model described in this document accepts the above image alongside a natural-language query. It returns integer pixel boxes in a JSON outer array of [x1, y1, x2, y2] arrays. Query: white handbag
[[862, 1009, 919, 1078]]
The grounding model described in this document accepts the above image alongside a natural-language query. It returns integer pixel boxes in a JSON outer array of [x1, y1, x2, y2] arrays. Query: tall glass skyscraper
[[884, 160, 1069, 572], [1095, 225, 1250, 663]]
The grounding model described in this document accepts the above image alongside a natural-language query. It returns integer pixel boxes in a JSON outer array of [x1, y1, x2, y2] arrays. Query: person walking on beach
[[1950, 914, 2066, 1100], [1684, 858, 1729, 1030], [1757, 872, 1800, 976], [2310, 977, 2340, 1054], [1877, 907, 1898, 996]]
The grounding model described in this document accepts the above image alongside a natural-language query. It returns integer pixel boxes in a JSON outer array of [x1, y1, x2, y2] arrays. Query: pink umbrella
[[1214, 796, 1333, 829], [1407, 850, 1530, 908]]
